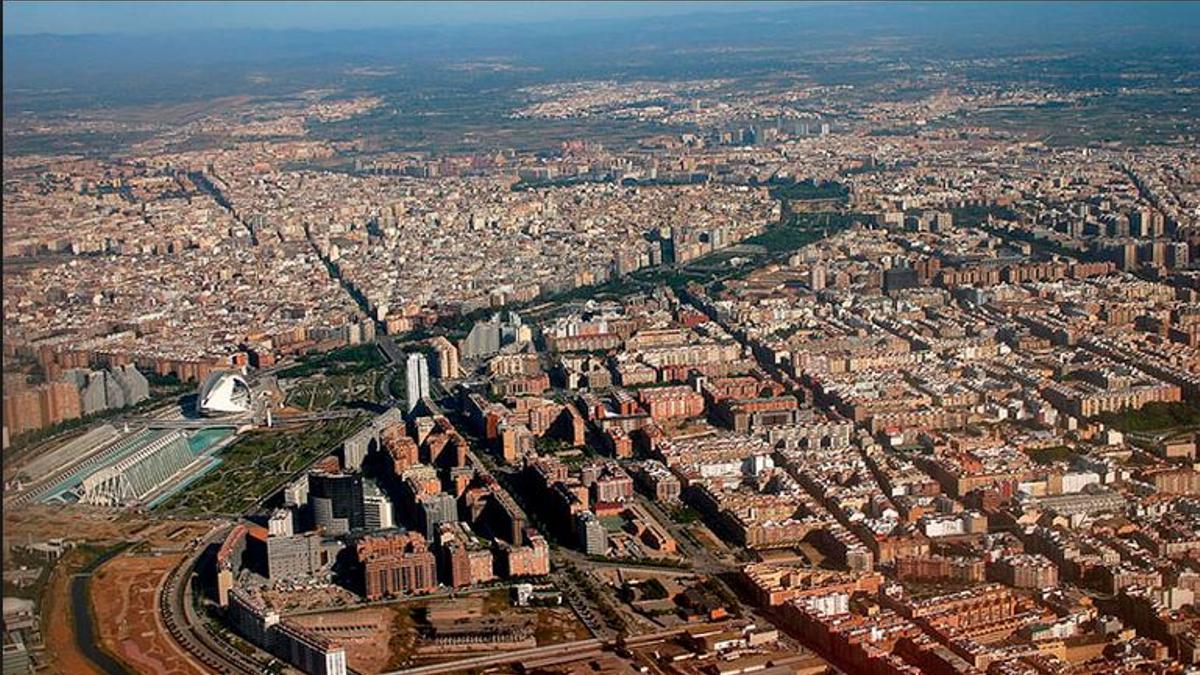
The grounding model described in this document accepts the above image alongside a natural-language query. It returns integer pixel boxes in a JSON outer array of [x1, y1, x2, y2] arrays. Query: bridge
[[121, 408, 363, 430], [132, 417, 251, 430]]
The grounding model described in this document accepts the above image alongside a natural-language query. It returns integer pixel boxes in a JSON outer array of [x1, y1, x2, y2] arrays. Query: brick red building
[[356, 531, 437, 600]]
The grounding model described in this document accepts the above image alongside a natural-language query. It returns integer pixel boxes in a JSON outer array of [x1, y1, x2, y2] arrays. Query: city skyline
[[2, 3, 1199, 675], [3, 0, 804, 35]]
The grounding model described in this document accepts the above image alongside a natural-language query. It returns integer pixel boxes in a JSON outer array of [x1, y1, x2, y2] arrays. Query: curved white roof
[[198, 371, 252, 415]]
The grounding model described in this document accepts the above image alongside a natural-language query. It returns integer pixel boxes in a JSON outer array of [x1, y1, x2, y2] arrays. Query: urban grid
[[2, 3, 1200, 675]]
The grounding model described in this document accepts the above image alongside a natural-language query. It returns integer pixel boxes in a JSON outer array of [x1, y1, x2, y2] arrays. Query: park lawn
[[155, 417, 364, 516], [285, 370, 385, 410], [1023, 445, 1079, 465], [1099, 401, 1200, 433], [277, 343, 386, 379], [767, 179, 849, 203], [742, 212, 861, 253]]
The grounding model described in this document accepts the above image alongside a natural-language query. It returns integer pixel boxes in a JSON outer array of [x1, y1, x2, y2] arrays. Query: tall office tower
[[364, 492, 395, 530], [576, 512, 608, 556], [405, 353, 430, 413], [308, 471, 365, 536]]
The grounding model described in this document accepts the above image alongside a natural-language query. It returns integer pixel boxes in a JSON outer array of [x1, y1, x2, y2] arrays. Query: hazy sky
[[2, 1, 801, 35]]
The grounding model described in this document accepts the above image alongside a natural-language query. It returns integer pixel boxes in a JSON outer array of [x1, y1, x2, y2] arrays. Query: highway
[[159, 524, 289, 675], [375, 336, 408, 406]]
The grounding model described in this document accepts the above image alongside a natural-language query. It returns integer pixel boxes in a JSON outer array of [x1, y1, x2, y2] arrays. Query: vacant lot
[[91, 551, 205, 674], [379, 589, 591, 673], [290, 607, 394, 674]]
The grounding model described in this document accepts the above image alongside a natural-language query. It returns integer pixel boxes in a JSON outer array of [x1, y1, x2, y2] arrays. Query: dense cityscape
[[3, 3, 1200, 675]]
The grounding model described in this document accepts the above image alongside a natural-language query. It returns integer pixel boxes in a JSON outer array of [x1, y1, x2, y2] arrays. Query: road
[[377, 335, 406, 364], [375, 336, 409, 406], [382, 638, 604, 675], [159, 524, 291, 675], [420, 392, 624, 643], [380, 622, 729, 675]]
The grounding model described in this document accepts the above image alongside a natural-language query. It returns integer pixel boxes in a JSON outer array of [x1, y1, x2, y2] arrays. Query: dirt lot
[[261, 583, 361, 614], [380, 590, 593, 673], [291, 607, 395, 674], [3, 504, 151, 553], [6, 510, 218, 675], [90, 549, 208, 674]]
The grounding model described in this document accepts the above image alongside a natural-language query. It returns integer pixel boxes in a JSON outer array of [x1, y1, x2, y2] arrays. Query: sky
[[1, 1, 802, 35]]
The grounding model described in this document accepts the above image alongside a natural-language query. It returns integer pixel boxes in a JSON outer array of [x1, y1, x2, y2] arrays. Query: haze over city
[[3, 3, 1200, 675]]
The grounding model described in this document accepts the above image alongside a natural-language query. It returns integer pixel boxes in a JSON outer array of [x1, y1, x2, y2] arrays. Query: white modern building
[[80, 430, 195, 506], [198, 371, 252, 416], [364, 493, 395, 530], [405, 353, 430, 413]]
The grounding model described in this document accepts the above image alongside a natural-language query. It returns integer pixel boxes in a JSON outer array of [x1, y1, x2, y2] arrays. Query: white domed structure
[[197, 371, 252, 416]]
